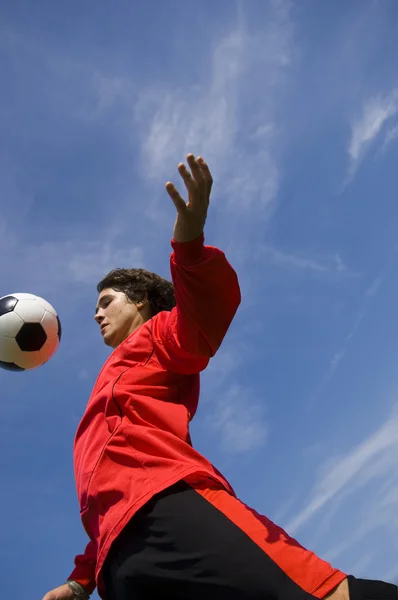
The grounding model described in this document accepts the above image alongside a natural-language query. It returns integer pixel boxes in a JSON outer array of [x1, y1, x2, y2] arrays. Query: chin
[[102, 333, 114, 348], [104, 335, 120, 349]]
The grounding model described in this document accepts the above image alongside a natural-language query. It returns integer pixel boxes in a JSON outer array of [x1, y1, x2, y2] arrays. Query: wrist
[[66, 580, 90, 600]]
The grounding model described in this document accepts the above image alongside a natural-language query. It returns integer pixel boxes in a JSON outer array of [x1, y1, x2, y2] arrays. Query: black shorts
[[102, 480, 397, 600]]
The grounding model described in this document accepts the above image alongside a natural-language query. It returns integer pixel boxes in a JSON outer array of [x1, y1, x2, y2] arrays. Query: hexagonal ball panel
[[0, 311, 24, 337], [13, 299, 45, 322], [16, 322, 47, 352], [0, 295, 18, 316]]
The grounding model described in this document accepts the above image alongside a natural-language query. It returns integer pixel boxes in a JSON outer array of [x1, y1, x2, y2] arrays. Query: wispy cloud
[[380, 121, 398, 154], [0, 1, 296, 304], [133, 2, 294, 221], [310, 270, 387, 404], [0, 216, 143, 297], [208, 385, 268, 453], [66, 241, 143, 284], [202, 346, 243, 388], [348, 89, 398, 178], [285, 409, 398, 535], [319, 452, 398, 578], [89, 74, 134, 118], [260, 246, 355, 276], [200, 344, 267, 455]]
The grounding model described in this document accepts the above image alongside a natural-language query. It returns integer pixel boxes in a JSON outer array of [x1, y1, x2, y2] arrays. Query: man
[[43, 155, 397, 600]]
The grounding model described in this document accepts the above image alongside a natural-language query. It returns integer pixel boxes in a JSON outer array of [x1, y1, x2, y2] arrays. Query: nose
[[94, 310, 104, 325]]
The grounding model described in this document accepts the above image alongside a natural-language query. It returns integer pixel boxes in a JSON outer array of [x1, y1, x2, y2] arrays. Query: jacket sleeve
[[68, 540, 97, 595], [152, 234, 241, 374]]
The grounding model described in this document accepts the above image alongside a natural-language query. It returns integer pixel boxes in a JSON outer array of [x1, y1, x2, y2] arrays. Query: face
[[94, 288, 149, 349]]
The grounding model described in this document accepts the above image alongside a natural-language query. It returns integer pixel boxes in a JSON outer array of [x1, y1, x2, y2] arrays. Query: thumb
[[165, 182, 187, 213]]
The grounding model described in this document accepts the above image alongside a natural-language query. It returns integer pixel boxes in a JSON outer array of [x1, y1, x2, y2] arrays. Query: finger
[[197, 157, 213, 187], [165, 181, 187, 213], [186, 153, 205, 186], [178, 162, 198, 197], [197, 157, 213, 198]]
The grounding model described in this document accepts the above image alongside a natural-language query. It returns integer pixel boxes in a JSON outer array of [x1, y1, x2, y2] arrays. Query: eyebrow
[[95, 294, 113, 315]]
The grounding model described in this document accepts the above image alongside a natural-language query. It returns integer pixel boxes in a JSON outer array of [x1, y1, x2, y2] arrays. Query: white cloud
[[260, 246, 354, 275], [66, 241, 143, 284], [310, 270, 387, 404], [202, 347, 243, 387], [346, 552, 374, 578], [285, 409, 398, 536], [0, 216, 143, 297], [381, 122, 398, 153], [0, 2, 297, 309], [348, 90, 398, 176], [91, 74, 134, 116], [133, 2, 294, 218], [209, 385, 268, 453]]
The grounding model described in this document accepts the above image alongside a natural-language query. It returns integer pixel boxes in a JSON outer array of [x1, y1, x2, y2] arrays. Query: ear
[[136, 295, 152, 320], [136, 295, 148, 311]]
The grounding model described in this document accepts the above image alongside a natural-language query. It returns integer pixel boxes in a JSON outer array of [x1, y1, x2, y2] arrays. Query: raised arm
[[152, 155, 241, 373]]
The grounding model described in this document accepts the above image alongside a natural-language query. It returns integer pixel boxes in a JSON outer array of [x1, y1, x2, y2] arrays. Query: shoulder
[[150, 308, 176, 343]]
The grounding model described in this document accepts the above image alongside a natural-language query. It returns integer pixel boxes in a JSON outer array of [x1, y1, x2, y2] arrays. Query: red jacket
[[68, 235, 241, 597]]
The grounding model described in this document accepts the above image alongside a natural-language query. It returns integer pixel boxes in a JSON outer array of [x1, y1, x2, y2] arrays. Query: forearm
[[68, 541, 97, 596], [170, 234, 241, 357]]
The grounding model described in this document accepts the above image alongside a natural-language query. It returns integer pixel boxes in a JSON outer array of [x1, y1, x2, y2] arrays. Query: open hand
[[166, 154, 213, 243]]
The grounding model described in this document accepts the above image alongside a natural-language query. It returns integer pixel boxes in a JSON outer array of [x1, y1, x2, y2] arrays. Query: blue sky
[[1, 0, 398, 597]]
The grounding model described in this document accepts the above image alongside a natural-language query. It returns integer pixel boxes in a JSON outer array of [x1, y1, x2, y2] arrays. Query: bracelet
[[66, 580, 90, 600]]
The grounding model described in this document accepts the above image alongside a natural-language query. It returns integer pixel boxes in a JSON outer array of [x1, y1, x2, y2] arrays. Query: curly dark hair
[[97, 268, 176, 316]]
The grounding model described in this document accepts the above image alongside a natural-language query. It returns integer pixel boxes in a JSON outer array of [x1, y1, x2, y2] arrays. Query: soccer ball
[[0, 293, 61, 371]]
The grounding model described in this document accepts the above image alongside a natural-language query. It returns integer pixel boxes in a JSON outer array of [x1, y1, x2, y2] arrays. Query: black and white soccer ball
[[0, 293, 61, 371]]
